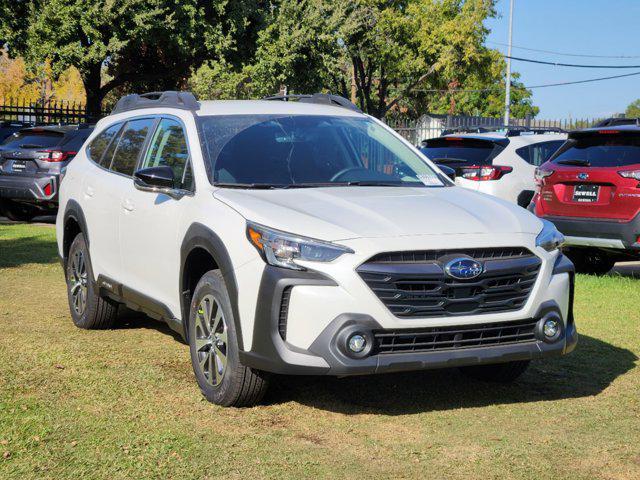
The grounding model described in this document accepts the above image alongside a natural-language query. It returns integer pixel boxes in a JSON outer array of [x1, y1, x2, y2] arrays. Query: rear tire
[[188, 270, 269, 407], [65, 233, 118, 329], [565, 248, 616, 275], [0, 200, 37, 222], [459, 360, 530, 383]]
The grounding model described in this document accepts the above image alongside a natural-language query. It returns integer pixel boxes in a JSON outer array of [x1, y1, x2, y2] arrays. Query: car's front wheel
[[65, 233, 118, 329], [459, 360, 530, 383], [188, 270, 269, 407]]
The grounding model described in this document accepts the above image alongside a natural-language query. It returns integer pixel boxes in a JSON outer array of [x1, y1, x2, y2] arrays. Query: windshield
[[421, 137, 505, 166], [198, 114, 444, 188], [552, 132, 640, 167], [1, 130, 64, 149]]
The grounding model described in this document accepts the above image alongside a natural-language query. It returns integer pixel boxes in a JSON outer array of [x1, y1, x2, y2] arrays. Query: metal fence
[[387, 114, 606, 146], [0, 98, 101, 125]]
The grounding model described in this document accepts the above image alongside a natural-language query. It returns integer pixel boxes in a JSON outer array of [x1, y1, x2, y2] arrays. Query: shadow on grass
[[0, 235, 59, 268], [263, 335, 637, 414], [114, 308, 186, 344]]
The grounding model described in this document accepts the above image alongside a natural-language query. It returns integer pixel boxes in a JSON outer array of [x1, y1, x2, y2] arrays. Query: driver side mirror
[[438, 164, 456, 181], [134, 166, 180, 197]]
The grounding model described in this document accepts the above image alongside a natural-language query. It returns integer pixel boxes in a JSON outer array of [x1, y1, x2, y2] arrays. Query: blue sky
[[485, 0, 640, 119]]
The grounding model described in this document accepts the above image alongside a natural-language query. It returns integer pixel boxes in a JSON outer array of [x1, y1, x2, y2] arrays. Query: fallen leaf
[[54, 365, 65, 370], [70, 441, 78, 447], [2, 452, 10, 459]]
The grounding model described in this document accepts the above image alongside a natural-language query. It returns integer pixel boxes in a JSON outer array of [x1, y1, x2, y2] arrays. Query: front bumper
[[0, 173, 59, 204], [239, 257, 577, 376], [542, 214, 640, 252]]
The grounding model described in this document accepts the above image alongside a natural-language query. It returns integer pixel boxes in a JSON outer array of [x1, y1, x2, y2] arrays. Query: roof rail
[[111, 91, 200, 115], [442, 124, 566, 137], [593, 117, 640, 127], [263, 93, 362, 113]]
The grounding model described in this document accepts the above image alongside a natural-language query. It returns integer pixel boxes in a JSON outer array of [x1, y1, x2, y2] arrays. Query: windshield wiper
[[214, 182, 280, 189], [19, 143, 44, 149], [343, 181, 407, 187], [433, 158, 467, 164], [557, 159, 591, 166]]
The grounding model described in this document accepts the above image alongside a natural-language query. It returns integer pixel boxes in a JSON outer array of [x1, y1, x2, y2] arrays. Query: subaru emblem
[[577, 172, 589, 180], [445, 258, 484, 280]]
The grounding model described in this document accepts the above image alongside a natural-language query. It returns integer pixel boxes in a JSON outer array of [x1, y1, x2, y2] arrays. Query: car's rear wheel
[[459, 360, 530, 383], [565, 248, 616, 275], [188, 270, 269, 407], [65, 233, 118, 329], [0, 200, 38, 222]]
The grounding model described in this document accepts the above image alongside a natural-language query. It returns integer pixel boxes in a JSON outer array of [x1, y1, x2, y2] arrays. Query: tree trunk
[[81, 64, 104, 119]]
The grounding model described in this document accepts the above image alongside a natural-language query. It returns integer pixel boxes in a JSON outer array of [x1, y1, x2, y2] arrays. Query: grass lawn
[[0, 222, 638, 479]]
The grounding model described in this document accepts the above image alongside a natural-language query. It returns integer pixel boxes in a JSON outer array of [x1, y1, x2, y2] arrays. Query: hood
[[214, 186, 543, 242]]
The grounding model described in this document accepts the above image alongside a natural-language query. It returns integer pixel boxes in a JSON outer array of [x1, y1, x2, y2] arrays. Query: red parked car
[[532, 124, 640, 274]]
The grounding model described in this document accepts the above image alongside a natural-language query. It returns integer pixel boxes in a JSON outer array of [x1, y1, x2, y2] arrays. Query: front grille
[[278, 286, 293, 340], [357, 247, 541, 318], [374, 319, 538, 354]]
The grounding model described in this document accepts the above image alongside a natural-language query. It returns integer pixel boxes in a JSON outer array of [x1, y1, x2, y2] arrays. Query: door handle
[[85, 186, 95, 197], [122, 199, 135, 212]]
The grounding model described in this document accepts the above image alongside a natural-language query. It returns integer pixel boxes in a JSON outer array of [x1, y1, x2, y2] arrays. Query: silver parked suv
[[0, 125, 93, 221]]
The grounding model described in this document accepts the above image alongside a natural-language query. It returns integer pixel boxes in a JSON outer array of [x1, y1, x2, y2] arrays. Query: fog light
[[348, 334, 366, 353], [543, 319, 559, 338]]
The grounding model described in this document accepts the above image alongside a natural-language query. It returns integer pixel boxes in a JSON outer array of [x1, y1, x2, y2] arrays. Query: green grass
[[0, 222, 638, 479]]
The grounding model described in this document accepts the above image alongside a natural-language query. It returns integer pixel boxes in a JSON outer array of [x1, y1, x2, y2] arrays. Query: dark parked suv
[[0, 125, 93, 221]]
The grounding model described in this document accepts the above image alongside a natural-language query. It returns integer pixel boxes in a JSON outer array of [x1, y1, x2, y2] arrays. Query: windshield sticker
[[417, 174, 444, 186]]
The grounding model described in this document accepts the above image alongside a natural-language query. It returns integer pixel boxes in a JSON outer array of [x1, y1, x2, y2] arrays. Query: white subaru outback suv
[[421, 127, 566, 207], [56, 92, 577, 407]]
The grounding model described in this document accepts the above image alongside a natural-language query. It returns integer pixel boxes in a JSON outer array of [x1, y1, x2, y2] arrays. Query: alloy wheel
[[194, 294, 228, 386], [68, 250, 88, 315]]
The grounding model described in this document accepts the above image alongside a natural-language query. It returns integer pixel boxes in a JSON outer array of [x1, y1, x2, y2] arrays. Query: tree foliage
[[0, 0, 263, 114], [625, 99, 640, 118], [190, 0, 538, 119]]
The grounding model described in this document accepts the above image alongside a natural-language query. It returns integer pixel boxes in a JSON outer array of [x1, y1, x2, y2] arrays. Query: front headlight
[[246, 222, 354, 270], [536, 219, 565, 252]]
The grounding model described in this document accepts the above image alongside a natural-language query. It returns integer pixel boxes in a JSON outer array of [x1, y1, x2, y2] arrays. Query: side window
[[87, 123, 122, 167], [141, 118, 192, 190], [110, 118, 155, 176], [517, 140, 565, 167]]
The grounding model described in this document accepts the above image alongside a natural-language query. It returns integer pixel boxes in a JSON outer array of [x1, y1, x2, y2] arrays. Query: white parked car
[[420, 128, 566, 207], [56, 92, 576, 407]]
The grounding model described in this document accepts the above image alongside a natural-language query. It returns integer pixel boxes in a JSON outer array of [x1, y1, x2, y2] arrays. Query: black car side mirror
[[134, 166, 175, 190], [438, 164, 456, 181]]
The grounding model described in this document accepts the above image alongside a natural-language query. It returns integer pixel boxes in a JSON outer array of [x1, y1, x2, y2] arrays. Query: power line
[[488, 41, 640, 59], [506, 55, 640, 69], [411, 70, 640, 93]]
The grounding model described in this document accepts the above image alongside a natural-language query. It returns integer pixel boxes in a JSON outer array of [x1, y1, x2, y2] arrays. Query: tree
[[0, 0, 263, 114], [626, 99, 640, 118], [190, 0, 537, 119]]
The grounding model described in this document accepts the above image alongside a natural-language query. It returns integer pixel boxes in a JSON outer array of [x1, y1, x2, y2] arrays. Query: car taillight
[[36, 150, 77, 162], [535, 168, 554, 184], [43, 182, 53, 196], [460, 165, 512, 181], [618, 170, 640, 181]]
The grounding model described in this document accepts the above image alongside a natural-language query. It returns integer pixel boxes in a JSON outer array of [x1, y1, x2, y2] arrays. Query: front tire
[[65, 233, 118, 329], [459, 360, 530, 383], [188, 270, 269, 407]]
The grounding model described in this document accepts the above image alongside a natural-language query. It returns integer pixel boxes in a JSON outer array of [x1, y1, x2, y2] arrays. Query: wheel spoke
[[194, 337, 209, 352], [207, 350, 215, 384], [199, 351, 209, 373], [194, 310, 209, 338], [217, 329, 228, 345], [211, 307, 223, 333], [214, 347, 226, 385]]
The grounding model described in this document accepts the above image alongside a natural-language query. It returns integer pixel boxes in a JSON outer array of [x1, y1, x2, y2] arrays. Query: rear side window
[[1, 129, 64, 149], [110, 118, 155, 176], [421, 137, 505, 166], [516, 140, 565, 166], [552, 132, 640, 167], [140, 118, 192, 189], [87, 123, 122, 166]]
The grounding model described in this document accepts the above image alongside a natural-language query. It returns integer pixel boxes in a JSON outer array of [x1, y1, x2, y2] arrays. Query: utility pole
[[504, 0, 515, 126]]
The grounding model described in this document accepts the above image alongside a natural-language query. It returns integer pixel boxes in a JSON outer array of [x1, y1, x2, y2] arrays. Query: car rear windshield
[[60, 129, 93, 150], [551, 132, 640, 167], [0, 129, 64, 149], [197, 114, 444, 188], [420, 137, 505, 166]]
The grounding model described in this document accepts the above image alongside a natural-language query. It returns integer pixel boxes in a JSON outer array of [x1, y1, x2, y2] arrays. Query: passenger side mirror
[[134, 166, 186, 198], [438, 164, 456, 181]]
